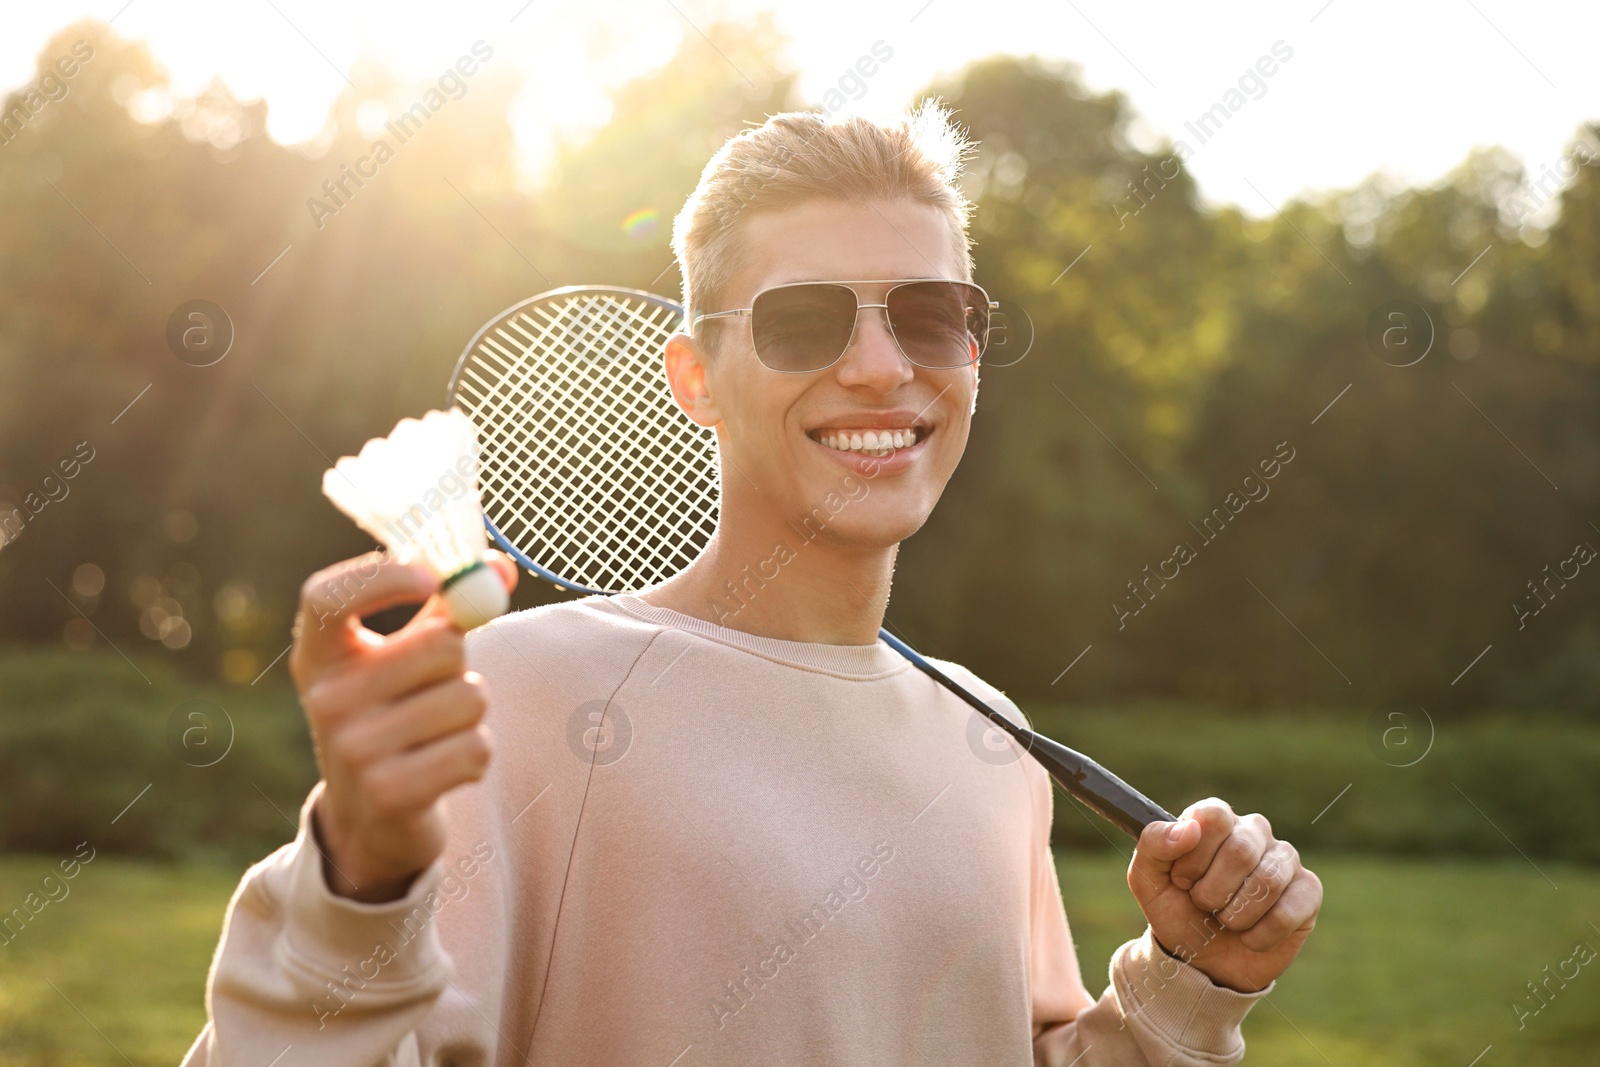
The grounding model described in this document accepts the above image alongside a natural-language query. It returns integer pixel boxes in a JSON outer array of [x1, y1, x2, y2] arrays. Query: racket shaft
[[1017, 730, 1176, 838], [878, 629, 1174, 838]]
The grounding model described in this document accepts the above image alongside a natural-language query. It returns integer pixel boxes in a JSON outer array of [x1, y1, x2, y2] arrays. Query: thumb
[[1128, 816, 1201, 902]]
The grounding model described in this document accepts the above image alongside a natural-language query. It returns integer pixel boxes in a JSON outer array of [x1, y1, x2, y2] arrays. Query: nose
[[833, 306, 914, 393]]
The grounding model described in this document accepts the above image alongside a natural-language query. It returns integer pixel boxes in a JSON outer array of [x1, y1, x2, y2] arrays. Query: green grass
[[0, 857, 239, 1066], [1059, 852, 1600, 1066], [2, 852, 1597, 1065]]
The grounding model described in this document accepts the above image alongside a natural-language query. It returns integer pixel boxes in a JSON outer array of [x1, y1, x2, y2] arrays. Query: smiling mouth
[[807, 426, 926, 459]]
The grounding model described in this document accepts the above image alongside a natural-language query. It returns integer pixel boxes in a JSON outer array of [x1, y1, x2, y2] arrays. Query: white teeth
[[814, 428, 921, 455]]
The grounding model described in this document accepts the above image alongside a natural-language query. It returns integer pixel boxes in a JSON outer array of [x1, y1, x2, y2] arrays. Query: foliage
[[1028, 702, 1600, 862], [0, 649, 314, 863], [0, 21, 1596, 717]]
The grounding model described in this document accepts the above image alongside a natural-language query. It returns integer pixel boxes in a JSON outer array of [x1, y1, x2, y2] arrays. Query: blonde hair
[[671, 98, 978, 332]]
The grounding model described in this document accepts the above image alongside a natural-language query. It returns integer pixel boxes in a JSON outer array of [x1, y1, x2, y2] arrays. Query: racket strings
[[490, 306, 703, 577], [453, 291, 720, 593], [468, 339, 656, 575], [467, 356, 685, 587]]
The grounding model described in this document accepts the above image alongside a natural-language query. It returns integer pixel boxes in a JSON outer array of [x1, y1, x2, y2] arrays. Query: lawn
[[0, 858, 240, 1066], [1058, 852, 1600, 1066], [2, 852, 1597, 1065]]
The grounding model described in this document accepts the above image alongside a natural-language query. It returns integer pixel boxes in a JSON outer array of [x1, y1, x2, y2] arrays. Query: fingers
[[1163, 800, 1308, 936], [300, 616, 466, 735], [1236, 866, 1322, 952], [360, 724, 494, 818], [291, 552, 437, 676], [1187, 811, 1272, 912], [1215, 839, 1299, 931], [1168, 798, 1242, 890], [335, 672, 490, 767]]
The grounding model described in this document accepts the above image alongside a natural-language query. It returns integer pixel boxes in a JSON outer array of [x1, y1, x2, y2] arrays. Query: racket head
[[446, 285, 720, 596]]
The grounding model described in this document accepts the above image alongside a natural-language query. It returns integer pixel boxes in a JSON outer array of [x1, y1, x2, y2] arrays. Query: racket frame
[[447, 285, 1175, 838]]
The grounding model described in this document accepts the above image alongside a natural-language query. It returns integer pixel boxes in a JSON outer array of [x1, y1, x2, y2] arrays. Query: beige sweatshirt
[[183, 594, 1270, 1066]]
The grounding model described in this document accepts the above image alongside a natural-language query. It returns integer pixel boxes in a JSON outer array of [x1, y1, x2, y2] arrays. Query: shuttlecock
[[322, 408, 509, 631]]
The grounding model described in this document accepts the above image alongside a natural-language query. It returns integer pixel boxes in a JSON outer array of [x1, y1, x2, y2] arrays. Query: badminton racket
[[446, 285, 1174, 839]]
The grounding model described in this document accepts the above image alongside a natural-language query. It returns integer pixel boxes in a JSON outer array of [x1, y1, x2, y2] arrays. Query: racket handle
[[878, 629, 1175, 839]]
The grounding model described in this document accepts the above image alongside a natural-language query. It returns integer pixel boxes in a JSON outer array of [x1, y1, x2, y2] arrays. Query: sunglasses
[[689, 279, 995, 373]]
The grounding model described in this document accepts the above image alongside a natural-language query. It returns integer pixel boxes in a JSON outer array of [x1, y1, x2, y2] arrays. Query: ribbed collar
[[600, 594, 909, 680]]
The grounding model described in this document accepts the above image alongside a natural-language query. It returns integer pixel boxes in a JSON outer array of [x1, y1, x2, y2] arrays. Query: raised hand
[[288, 549, 516, 903], [1126, 797, 1322, 993]]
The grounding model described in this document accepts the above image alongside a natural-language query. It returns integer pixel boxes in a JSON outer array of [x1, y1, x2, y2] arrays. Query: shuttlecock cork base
[[322, 408, 509, 632], [439, 559, 510, 631]]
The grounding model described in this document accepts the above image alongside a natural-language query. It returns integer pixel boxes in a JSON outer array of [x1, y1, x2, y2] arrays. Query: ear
[[969, 339, 981, 414], [664, 331, 722, 428]]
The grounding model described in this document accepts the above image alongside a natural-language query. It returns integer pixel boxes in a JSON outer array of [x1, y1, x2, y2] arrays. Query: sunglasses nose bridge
[[845, 301, 906, 358]]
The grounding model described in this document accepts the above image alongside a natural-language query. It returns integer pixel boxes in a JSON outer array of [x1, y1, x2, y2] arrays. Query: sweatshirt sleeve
[[1026, 759, 1273, 1066], [179, 780, 460, 1067]]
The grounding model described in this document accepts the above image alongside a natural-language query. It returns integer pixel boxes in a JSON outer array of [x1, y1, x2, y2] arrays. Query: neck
[[641, 498, 896, 645]]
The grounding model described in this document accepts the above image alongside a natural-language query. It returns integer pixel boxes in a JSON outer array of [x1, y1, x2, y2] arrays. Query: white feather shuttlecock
[[321, 409, 509, 631]]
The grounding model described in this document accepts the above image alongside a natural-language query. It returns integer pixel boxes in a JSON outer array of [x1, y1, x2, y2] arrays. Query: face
[[664, 198, 978, 549]]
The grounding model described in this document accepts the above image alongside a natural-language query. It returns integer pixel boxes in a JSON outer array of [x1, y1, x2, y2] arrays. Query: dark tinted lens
[[751, 284, 858, 371], [887, 282, 986, 368]]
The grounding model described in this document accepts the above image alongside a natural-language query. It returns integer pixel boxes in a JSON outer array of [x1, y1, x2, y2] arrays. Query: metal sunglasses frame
[[687, 277, 998, 373]]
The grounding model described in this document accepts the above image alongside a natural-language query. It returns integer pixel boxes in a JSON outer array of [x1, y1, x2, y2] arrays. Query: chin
[[796, 501, 932, 550]]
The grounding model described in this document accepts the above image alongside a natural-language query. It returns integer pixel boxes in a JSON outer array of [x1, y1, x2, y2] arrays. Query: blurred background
[[1, 1, 1597, 1063]]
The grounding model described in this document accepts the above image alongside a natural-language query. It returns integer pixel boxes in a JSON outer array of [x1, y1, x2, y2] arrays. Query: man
[[185, 100, 1319, 1065]]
